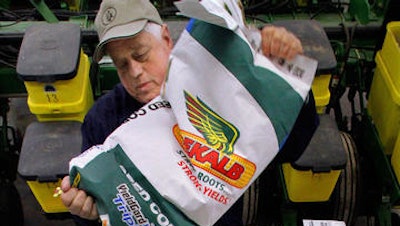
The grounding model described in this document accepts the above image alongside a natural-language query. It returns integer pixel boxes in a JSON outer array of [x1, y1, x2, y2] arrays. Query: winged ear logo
[[184, 90, 239, 155]]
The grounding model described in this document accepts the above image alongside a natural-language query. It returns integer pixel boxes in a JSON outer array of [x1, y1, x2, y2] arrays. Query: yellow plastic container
[[311, 74, 331, 114], [282, 163, 341, 202], [26, 179, 68, 213], [24, 51, 94, 122], [380, 21, 400, 89], [65, 0, 82, 11], [391, 134, 400, 184], [368, 52, 400, 154]]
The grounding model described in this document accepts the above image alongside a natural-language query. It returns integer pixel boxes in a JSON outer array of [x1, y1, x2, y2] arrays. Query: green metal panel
[[349, 0, 371, 24], [95, 63, 119, 98], [0, 0, 11, 9], [356, 112, 400, 204], [0, 68, 26, 96]]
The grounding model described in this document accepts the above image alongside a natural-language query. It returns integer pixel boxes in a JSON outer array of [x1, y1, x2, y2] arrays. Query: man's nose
[[129, 60, 143, 78]]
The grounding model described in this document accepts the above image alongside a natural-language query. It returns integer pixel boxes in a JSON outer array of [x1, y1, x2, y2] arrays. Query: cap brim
[[93, 19, 148, 63]]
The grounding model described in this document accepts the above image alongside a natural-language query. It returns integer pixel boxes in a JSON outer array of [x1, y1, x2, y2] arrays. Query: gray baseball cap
[[93, 0, 163, 62]]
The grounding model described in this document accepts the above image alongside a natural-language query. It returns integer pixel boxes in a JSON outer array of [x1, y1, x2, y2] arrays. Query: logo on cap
[[102, 7, 117, 25]]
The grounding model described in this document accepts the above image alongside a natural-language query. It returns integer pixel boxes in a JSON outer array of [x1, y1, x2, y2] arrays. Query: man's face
[[106, 25, 173, 104]]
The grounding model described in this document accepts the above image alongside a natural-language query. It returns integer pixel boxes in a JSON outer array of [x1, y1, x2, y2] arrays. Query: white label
[[303, 219, 346, 226]]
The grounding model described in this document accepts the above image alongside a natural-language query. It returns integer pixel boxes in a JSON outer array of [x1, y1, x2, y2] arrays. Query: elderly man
[[61, 0, 308, 225]]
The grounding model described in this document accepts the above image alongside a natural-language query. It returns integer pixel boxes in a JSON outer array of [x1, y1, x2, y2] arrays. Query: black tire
[[0, 182, 24, 226], [332, 132, 360, 225]]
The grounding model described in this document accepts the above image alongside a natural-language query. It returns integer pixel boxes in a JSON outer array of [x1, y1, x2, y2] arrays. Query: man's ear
[[161, 24, 174, 50]]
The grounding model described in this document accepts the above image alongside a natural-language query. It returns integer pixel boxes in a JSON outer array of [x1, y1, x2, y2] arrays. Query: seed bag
[[69, 0, 318, 225]]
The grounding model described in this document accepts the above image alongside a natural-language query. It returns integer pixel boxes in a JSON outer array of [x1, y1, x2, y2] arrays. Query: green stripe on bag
[[70, 145, 196, 226], [187, 20, 304, 144]]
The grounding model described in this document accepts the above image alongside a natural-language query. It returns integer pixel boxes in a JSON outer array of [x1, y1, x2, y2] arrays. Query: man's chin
[[137, 94, 159, 104]]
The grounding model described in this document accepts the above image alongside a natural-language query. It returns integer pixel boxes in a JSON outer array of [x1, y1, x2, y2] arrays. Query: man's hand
[[60, 176, 99, 220], [261, 25, 303, 60]]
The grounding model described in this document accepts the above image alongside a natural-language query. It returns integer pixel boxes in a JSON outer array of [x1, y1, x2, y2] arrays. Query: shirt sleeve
[[81, 111, 102, 152], [80, 84, 143, 152]]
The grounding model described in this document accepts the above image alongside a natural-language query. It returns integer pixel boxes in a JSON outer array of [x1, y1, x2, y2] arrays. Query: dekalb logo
[[185, 91, 239, 154], [173, 91, 256, 188]]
